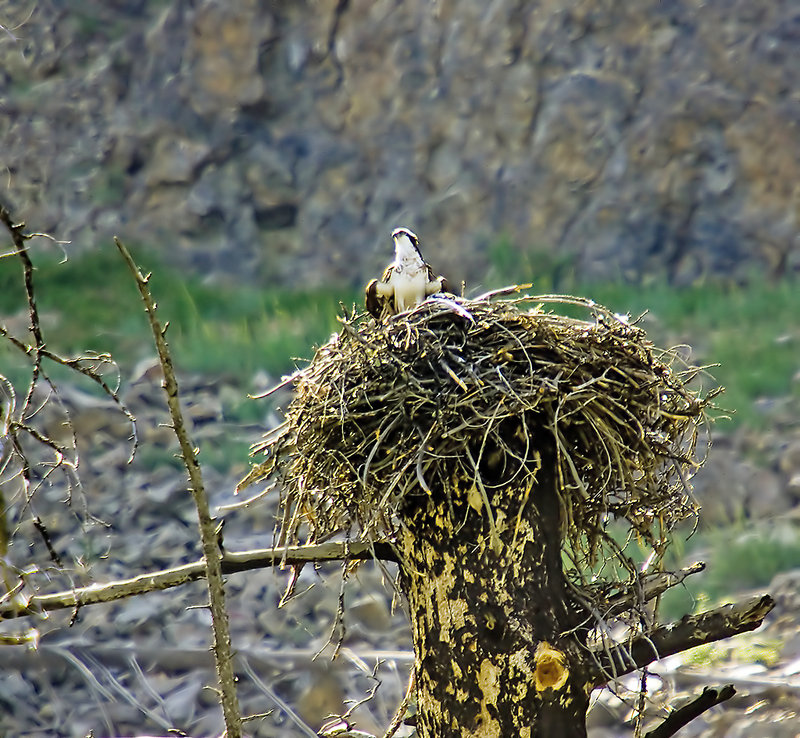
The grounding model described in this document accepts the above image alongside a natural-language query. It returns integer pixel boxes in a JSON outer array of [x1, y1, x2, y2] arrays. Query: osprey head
[[391, 227, 423, 263]]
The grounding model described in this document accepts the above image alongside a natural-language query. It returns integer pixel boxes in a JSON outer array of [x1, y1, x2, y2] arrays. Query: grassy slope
[[0, 246, 346, 385], [588, 279, 800, 428], [2, 245, 797, 423], [2, 242, 799, 611]]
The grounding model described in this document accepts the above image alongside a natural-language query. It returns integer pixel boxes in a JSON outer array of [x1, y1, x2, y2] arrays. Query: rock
[[586, 697, 625, 730], [744, 465, 791, 518], [348, 594, 392, 632], [4, 361, 800, 737], [3, 1, 800, 285], [144, 136, 210, 187], [788, 475, 800, 503], [778, 440, 800, 476], [182, 0, 273, 116], [295, 667, 345, 731], [692, 450, 750, 525]]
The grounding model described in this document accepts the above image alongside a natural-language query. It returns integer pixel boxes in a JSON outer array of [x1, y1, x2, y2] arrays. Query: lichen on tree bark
[[396, 445, 593, 737]]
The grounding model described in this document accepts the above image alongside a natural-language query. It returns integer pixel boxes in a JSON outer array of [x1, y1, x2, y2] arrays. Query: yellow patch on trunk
[[533, 641, 569, 692]]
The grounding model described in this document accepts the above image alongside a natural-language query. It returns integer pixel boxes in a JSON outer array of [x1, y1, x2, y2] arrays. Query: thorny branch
[[1, 204, 78, 562], [0, 204, 136, 467], [0, 203, 46, 411], [2, 537, 765, 716], [115, 237, 243, 738], [0, 204, 775, 736], [0, 323, 136, 437]]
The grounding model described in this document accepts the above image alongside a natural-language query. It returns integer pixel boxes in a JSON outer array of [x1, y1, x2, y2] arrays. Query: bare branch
[[240, 657, 318, 738], [0, 202, 137, 549], [604, 562, 706, 617], [0, 203, 46, 416], [644, 684, 736, 738], [114, 237, 242, 738], [0, 324, 137, 449], [590, 595, 775, 686], [0, 541, 397, 620]]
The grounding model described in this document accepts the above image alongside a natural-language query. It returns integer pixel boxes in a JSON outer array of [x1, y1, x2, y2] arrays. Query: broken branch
[[115, 237, 242, 738], [644, 684, 736, 738], [591, 595, 775, 686]]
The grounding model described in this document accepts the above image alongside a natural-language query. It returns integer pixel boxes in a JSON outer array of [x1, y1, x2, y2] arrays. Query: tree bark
[[396, 446, 593, 737]]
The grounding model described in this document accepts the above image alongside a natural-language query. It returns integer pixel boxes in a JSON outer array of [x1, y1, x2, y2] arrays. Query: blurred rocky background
[[2, 0, 800, 736], [2, 0, 799, 289], [0, 356, 798, 737]]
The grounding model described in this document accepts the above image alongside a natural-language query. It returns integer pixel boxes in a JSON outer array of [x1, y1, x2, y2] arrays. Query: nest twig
[[242, 292, 713, 600]]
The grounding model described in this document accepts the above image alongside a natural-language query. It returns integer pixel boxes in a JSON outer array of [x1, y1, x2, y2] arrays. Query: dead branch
[[590, 594, 775, 686], [0, 643, 415, 673], [0, 203, 46, 411], [0, 541, 396, 619], [242, 293, 711, 630], [0, 203, 77, 559], [115, 237, 242, 738], [644, 684, 735, 738], [603, 562, 706, 617], [0, 322, 136, 438], [0, 202, 136, 556]]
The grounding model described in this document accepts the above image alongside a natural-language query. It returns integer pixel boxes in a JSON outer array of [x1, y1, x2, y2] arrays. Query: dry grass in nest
[[241, 291, 713, 596]]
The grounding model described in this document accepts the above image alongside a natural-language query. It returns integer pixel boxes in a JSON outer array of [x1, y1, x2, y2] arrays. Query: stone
[[744, 465, 791, 518], [4, 0, 800, 286], [181, 0, 273, 116], [778, 440, 800, 475], [295, 667, 345, 731], [145, 136, 210, 187], [348, 594, 392, 632]]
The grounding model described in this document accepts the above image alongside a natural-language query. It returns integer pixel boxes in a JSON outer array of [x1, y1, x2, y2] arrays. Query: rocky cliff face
[[2, 0, 799, 288]]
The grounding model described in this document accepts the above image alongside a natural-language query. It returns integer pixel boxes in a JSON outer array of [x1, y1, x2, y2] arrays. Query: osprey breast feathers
[[365, 228, 449, 320]]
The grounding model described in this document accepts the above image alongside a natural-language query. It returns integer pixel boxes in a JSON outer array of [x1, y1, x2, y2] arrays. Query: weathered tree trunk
[[237, 292, 774, 736], [396, 445, 593, 737]]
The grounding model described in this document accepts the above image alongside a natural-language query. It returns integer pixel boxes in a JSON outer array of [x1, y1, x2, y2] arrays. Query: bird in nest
[[365, 227, 450, 320]]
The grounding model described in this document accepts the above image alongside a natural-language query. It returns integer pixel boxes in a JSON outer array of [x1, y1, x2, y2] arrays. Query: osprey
[[365, 227, 449, 320]]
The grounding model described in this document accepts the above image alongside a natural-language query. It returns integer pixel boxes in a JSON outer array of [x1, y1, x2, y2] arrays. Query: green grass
[[487, 243, 800, 429], [0, 245, 350, 387], [558, 517, 800, 622], [2, 239, 798, 433], [3, 238, 799, 594], [0, 245, 351, 473], [659, 521, 800, 620], [567, 518, 800, 621], [586, 279, 800, 427]]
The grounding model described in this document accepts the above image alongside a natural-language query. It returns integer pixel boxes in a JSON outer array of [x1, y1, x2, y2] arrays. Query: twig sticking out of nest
[[241, 293, 712, 590]]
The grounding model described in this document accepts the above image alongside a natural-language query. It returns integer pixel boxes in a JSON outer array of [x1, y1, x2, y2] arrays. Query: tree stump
[[397, 447, 594, 737]]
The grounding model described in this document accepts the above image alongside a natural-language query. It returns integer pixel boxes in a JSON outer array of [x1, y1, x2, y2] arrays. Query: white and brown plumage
[[365, 227, 449, 320]]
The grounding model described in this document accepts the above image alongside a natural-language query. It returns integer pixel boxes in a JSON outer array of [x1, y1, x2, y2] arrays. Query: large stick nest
[[242, 292, 711, 587]]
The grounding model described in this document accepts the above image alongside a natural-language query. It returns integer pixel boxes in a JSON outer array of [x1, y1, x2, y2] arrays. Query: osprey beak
[[391, 226, 419, 242], [392, 227, 423, 262]]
